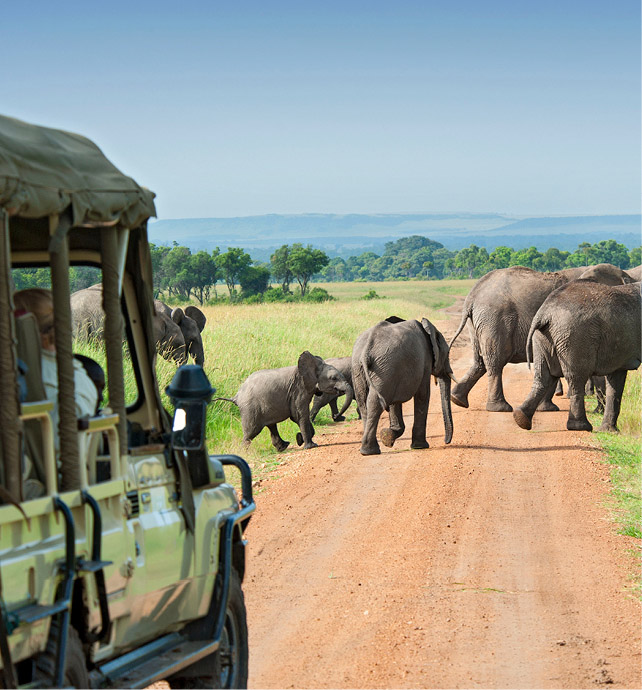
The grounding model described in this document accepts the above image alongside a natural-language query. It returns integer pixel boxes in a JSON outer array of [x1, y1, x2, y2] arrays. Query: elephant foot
[[567, 418, 593, 432], [360, 444, 381, 456], [380, 428, 398, 448], [450, 391, 469, 409], [513, 408, 532, 430], [332, 414, 346, 422], [273, 440, 290, 452], [303, 441, 319, 449], [486, 400, 513, 412], [296, 432, 304, 446], [597, 423, 619, 433], [410, 440, 430, 450], [536, 400, 559, 412]]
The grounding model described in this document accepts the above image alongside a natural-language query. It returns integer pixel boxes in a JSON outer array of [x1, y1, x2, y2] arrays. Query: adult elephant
[[352, 316, 454, 456], [71, 284, 188, 364], [216, 351, 353, 450], [449, 265, 590, 412], [578, 263, 635, 285], [309, 356, 358, 422], [154, 301, 207, 366], [513, 281, 641, 432]]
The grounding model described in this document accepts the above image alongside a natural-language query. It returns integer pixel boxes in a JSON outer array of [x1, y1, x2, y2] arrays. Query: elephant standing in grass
[[154, 301, 207, 366], [309, 357, 359, 422], [449, 266, 592, 412], [71, 284, 189, 364], [352, 317, 454, 456], [513, 281, 641, 432], [217, 351, 353, 450]]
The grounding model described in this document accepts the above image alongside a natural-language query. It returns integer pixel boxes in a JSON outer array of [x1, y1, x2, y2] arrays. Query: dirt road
[[243, 302, 641, 689]]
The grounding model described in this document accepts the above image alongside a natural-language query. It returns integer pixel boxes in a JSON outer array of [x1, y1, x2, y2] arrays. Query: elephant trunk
[[439, 376, 454, 444], [336, 382, 354, 418]]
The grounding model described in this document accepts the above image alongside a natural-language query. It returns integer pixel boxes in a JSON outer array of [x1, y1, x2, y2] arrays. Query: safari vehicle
[[0, 115, 255, 688]]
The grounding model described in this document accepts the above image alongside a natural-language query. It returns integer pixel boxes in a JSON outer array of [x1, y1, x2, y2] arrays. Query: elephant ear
[[185, 305, 207, 332], [171, 307, 184, 325], [385, 315, 405, 323], [421, 318, 448, 376], [297, 350, 320, 394]]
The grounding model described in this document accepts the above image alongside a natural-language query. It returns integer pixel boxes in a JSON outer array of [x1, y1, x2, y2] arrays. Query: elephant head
[[170, 305, 207, 367], [152, 306, 187, 365], [579, 263, 635, 286], [298, 351, 354, 409]]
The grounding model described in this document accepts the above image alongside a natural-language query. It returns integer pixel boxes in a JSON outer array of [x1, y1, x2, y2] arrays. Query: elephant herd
[[70, 284, 207, 366], [71, 262, 641, 455], [449, 263, 641, 433]]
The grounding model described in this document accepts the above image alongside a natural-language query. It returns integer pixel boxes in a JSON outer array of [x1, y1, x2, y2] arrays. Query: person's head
[[14, 288, 56, 352]]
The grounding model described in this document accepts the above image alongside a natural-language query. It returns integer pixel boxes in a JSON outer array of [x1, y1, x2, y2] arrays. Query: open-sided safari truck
[[0, 115, 255, 688]]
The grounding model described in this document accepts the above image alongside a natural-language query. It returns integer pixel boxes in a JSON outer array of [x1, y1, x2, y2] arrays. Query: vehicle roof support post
[[49, 210, 81, 491], [101, 227, 127, 459], [0, 209, 23, 501]]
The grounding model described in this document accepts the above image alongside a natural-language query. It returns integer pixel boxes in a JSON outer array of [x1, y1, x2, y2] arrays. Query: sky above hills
[[3, 1, 640, 220]]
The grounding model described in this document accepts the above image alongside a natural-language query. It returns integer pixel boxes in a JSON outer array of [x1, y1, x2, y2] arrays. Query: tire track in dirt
[[243, 299, 641, 689]]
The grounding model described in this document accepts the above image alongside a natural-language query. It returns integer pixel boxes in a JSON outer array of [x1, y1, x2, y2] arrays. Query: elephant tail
[[360, 354, 389, 412], [526, 313, 549, 369], [212, 396, 239, 407], [448, 301, 472, 351]]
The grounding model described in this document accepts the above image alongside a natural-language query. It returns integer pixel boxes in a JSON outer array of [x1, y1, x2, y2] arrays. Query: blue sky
[[3, 1, 640, 219]]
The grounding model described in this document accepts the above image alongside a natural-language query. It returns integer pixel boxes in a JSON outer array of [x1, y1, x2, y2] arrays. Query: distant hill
[[148, 213, 641, 261]]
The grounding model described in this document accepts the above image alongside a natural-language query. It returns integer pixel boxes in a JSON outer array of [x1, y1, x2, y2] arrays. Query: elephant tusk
[[449, 371, 459, 384]]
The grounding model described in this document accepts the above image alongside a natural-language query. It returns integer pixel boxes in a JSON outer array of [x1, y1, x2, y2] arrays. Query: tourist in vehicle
[[14, 288, 99, 438]]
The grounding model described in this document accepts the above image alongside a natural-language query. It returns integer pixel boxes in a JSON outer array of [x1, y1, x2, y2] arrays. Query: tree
[[287, 244, 330, 297], [240, 265, 271, 297], [270, 245, 294, 292], [217, 247, 252, 297], [189, 250, 219, 305], [629, 246, 641, 267]]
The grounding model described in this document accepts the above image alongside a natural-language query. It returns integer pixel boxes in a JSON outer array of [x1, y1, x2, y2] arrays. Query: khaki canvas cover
[[0, 114, 156, 227]]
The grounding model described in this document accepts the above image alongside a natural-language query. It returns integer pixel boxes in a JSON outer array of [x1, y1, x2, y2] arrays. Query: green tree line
[[11, 237, 640, 303]]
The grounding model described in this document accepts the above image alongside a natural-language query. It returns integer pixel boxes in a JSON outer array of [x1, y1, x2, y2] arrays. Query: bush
[[263, 287, 296, 303], [303, 287, 335, 303], [361, 289, 382, 300]]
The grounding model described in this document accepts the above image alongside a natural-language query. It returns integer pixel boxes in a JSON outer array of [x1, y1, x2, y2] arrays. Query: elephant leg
[[295, 414, 318, 449], [485, 362, 512, 412], [410, 387, 430, 450], [360, 388, 384, 455], [592, 376, 606, 415], [267, 424, 290, 452], [380, 403, 405, 448], [451, 346, 486, 409], [329, 396, 345, 422], [566, 377, 592, 431], [554, 380, 564, 396], [241, 413, 263, 445], [309, 396, 323, 423], [598, 371, 627, 432], [513, 365, 558, 430]]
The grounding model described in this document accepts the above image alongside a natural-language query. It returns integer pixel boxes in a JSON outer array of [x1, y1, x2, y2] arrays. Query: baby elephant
[[309, 356, 359, 423], [219, 351, 353, 450]]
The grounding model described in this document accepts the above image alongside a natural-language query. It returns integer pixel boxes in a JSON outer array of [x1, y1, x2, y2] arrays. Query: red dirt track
[[243, 300, 641, 689]]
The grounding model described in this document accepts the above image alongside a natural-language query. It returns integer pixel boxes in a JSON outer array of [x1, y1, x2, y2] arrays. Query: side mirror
[[166, 365, 215, 452]]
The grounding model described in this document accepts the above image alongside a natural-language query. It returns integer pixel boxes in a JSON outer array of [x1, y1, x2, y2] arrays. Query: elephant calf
[[352, 316, 455, 456], [154, 301, 207, 367], [218, 351, 353, 450], [309, 356, 359, 423], [514, 281, 641, 432]]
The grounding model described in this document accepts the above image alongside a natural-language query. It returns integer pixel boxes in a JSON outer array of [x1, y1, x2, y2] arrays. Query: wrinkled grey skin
[[154, 301, 206, 366], [449, 265, 591, 412], [578, 263, 635, 286], [71, 284, 187, 364], [222, 351, 354, 451], [352, 317, 454, 456], [309, 357, 359, 422], [514, 281, 641, 433], [626, 264, 642, 281]]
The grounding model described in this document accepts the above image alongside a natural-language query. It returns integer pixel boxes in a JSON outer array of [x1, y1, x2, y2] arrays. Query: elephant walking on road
[[217, 351, 353, 451], [352, 317, 454, 456], [449, 265, 594, 413], [513, 281, 641, 432]]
